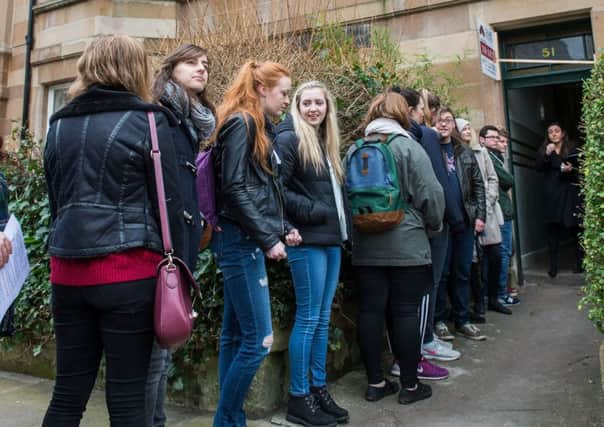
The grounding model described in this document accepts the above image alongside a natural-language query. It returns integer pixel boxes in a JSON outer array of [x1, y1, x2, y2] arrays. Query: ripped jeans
[[211, 219, 273, 427]]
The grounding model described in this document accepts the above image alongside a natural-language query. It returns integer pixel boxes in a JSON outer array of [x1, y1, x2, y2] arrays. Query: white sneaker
[[390, 361, 400, 377], [433, 336, 453, 350], [422, 340, 461, 361]]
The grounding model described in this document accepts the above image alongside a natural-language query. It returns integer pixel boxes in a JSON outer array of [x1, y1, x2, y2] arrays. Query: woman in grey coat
[[345, 92, 444, 405]]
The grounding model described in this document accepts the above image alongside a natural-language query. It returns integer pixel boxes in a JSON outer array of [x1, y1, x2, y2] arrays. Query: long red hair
[[216, 60, 290, 172]]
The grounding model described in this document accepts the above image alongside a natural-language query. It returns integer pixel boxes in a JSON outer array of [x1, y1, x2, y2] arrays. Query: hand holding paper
[[0, 215, 30, 322], [0, 231, 12, 268]]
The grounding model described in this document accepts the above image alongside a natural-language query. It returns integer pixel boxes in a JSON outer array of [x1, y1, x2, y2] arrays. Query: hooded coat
[[345, 118, 445, 267]]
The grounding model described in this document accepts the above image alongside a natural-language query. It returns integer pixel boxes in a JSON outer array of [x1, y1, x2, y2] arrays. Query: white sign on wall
[[478, 20, 500, 81]]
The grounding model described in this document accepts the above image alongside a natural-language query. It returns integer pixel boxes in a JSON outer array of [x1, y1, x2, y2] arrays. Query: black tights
[[547, 223, 583, 275], [356, 265, 432, 388]]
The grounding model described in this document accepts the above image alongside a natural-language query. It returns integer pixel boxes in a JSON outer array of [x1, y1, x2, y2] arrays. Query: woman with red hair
[[211, 60, 300, 426]]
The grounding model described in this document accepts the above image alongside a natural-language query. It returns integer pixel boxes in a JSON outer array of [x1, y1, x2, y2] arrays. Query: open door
[[505, 81, 585, 270]]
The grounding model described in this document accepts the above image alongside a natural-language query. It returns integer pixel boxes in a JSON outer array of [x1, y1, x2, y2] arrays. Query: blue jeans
[[211, 220, 273, 427], [287, 245, 341, 396], [499, 220, 513, 298], [423, 226, 448, 344], [145, 342, 170, 427], [435, 226, 474, 327]]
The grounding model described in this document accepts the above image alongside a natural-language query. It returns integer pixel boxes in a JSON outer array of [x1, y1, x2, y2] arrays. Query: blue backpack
[[345, 134, 406, 232]]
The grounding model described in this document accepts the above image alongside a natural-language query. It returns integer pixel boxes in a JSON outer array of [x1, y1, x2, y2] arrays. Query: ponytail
[[216, 60, 289, 173]]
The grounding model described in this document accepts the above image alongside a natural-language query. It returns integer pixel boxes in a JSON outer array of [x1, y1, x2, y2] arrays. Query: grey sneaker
[[456, 323, 486, 341], [434, 321, 454, 341], [433, 336, 454, 349]]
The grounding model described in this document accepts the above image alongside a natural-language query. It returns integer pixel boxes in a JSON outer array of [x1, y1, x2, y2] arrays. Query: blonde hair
[[68, 35, 151, 101], [216, 60, 290, 173], [290, 81, 343, 183], [467, 127, 481, 150]]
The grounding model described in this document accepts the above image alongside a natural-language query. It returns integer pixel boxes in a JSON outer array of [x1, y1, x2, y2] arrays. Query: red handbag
[[148, 112, 200, 350]]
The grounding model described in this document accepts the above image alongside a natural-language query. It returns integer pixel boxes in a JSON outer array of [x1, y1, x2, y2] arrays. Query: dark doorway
[[505, 80, 585, 270]]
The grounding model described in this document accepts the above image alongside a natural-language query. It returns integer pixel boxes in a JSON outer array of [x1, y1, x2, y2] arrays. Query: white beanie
[[455, 118, 469, 133]]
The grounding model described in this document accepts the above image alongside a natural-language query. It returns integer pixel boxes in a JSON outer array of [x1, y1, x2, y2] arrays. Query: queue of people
[[0, 33, 574, 427]]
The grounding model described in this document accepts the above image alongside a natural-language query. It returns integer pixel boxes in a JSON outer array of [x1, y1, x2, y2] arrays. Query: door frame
[[499, 21, 593, 284]]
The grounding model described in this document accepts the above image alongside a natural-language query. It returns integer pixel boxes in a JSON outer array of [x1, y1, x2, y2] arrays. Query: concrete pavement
[[1, 271, 602, 426]]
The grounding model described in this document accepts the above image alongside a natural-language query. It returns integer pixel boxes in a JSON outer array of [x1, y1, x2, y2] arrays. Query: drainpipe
[[21, 0, 36, 136]]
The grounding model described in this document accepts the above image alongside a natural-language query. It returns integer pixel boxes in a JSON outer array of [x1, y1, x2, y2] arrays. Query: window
[[345, 23, 372, 47], [506, 34, 594, 69], [47, 83, 71, 124]]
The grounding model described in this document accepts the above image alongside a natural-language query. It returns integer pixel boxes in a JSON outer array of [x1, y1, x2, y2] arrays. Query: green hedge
[[579, 51, 604, 334]]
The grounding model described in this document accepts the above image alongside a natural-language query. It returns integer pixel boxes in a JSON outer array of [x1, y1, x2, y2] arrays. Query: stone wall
[[3, 0, 604, 142], [1, 0, 179, 144]]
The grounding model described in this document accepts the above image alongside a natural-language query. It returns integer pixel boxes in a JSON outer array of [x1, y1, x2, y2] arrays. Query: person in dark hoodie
[[275, 81, 349, 427], [389, 88, 460, 378], [433, 107, 487, 342]]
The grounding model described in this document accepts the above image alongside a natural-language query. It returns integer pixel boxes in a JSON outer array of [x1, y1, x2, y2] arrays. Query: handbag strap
[[147, 112, 173, 255]]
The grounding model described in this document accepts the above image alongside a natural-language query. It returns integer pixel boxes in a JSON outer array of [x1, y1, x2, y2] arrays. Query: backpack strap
[[360, 133, 405, 146]]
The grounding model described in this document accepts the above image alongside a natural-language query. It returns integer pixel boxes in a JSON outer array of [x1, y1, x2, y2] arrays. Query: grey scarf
[[162, 80, 215, 141]]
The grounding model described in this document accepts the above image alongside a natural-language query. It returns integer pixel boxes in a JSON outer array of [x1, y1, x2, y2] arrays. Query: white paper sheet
[[0, 215, 30, 321]]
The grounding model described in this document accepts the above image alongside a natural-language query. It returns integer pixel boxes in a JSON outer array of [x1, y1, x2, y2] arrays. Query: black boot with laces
[[310, 385, 349, 424], [286, 393, 338, 427]]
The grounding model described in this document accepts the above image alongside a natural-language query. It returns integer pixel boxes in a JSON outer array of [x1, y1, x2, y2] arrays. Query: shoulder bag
[[148, 112, 200, 350]]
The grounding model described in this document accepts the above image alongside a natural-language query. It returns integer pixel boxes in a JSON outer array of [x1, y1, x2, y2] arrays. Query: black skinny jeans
[[43, 279, 156, 427], [356, 265, 432, 389]]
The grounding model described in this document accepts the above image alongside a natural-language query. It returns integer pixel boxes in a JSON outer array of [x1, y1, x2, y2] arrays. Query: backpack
[[345, 134, 406, 233], [195, 148, 217, 229]]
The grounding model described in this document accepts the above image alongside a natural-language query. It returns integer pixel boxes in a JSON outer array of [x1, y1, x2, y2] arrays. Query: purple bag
[[195, 149, 217, 228]]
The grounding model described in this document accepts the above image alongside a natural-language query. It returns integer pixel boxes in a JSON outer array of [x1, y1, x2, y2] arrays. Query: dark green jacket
[[488, 149, 514, 221]]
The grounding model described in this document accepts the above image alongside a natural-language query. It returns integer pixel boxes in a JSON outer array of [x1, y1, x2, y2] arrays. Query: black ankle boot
[[287, 394, 337, 427], [310, 386, 349, 424]]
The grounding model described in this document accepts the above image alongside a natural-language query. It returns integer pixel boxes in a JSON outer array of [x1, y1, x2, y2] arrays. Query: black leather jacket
[[214, 113, 290, 251], [275, 115, 350, 246], [454, 141, 486, 226], [45, 85, 185, 259]]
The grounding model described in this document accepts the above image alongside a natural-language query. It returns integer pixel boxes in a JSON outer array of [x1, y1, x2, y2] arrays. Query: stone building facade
[[2, 0, 603, 267]]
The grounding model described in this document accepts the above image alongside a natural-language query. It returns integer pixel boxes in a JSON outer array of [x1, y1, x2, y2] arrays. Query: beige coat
[[472, 144, 503, 245]]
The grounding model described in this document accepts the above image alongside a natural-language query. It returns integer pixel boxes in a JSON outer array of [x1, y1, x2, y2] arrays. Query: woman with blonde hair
[[43, 35, 185, 425], [211, 60, 300, 427], [346, 92, 444, 405], [275, 81, 349, 426]]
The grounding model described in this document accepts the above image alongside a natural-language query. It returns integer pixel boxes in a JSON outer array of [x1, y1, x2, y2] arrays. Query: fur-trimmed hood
[[50, 84, 178, 126]]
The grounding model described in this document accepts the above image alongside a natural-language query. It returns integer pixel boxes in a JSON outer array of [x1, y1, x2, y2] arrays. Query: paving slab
[[0, 272, 602, 426]]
